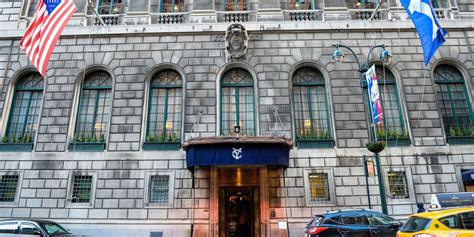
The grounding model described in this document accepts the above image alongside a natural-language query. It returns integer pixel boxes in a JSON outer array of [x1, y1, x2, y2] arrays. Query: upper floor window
[[159, 0, 184, 13], [145, 70, 182, 149], [433, 65, 473, 142], [292, 67, 333, 148], [224, 0, 250, 11], [97, 0, 122, 14], [288, 0, 314, 10], [373, 66, 409, 144], [3, 73, 43, 145], [72, 71, 112, 147], [349, 0, 378, 9], [220, 68, 255, 136]]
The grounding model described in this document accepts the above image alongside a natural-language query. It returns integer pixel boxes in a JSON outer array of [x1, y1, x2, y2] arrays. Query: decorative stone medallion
[[225, 24, 249, 61]]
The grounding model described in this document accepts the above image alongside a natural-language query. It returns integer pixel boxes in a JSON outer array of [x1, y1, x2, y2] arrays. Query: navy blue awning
[[462, 169, 474, 182], [183, 136, 293, 170]]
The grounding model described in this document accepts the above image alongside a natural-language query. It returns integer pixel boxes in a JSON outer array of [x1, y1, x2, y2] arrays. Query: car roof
[[0, 219, 60, 224], [409, 207, 474, 219], [320, 209, 383, 218]]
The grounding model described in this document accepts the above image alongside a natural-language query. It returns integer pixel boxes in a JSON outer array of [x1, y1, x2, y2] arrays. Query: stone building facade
[[0, 0, 474, 237]]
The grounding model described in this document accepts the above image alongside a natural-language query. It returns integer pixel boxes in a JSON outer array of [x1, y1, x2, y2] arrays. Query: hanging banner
[[366, 158, 375, 177], [366, 65, 384, 124]]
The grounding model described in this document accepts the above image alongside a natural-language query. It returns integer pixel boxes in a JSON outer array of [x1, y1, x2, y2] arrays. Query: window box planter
[[296, 139, 334, 148], [69, 142, 105, 152], [0, 143, 33, 151], [447, 136, 474, 145], [143, 142, 181, 151], [377, 138, 411, 146]]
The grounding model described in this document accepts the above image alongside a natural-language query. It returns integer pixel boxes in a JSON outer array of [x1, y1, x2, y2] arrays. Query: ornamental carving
[[225, 24, 249, 61]]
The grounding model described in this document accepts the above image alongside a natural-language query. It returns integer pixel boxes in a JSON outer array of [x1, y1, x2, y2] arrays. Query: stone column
[[323, 0, 350, 21], [257, 0, 284, 21], [189, 0, 217, 23]]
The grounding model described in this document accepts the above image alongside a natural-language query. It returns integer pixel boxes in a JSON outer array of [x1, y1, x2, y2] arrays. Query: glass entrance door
[[220, 188, 257, 237]]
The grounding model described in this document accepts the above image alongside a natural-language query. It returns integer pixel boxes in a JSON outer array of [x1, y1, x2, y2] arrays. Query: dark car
[[0, 219, 79, 237], [305, 209, 402, 237]]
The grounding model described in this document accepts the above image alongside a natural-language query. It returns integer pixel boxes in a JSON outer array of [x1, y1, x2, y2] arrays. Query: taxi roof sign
[[430, 192, 474, 210]]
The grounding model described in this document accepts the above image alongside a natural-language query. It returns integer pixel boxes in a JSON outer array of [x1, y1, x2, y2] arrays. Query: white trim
[[66, 170, 97, 208], [143, 170, 175, 208], [303, 168, 336, 206]]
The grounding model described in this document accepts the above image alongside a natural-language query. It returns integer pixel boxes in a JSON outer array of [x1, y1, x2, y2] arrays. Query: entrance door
[[220, 187, 259, 237]]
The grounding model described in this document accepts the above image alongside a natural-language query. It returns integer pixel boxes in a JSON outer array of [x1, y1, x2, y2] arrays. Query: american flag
[[20, 0, 77, 77]]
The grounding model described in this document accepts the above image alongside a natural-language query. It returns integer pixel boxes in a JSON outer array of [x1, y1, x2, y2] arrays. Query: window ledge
[[68, 142, 105, 151], [143, 142, 181, 151], [377, 138, 411, 146], [296, 139, 334, 148], [0, 143, 33, 152], [447, 136, 474, 145]]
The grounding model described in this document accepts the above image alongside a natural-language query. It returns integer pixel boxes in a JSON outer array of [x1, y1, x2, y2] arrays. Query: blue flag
[[400, 0, 447, 65]]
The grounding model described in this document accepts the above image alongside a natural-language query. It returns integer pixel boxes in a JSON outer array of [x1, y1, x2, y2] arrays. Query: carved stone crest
[[225, 24, 248, 61]]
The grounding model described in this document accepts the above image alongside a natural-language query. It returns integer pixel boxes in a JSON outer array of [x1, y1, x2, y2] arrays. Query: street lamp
[[332, 43, 392, 215]]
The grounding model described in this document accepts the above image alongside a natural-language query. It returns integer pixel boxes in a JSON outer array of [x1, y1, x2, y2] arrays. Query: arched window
[[292, 67, 333, 147], [73, 71, 112, 145], [3, 72, 44, 144], [374, 65, 409, 144], [221, 68, 255, 136], [433, 65, 473, 142], [145, 70, 182, 148]]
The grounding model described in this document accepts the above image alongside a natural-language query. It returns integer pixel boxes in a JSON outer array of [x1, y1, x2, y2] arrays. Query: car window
[[459, 211, 474, 230], [19, 223, 41, 235], [309, 216, 324, 226], [0, 221, 18, 234], [340, 214, 368, 225], [367, 214, 394, 226], [41, 223, 69, 235], [324, 216, 341, 225], [440, 215, 462, 229], [400, 217, 431, 233]]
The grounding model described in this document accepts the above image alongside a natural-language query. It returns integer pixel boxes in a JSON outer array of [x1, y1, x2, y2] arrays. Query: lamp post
[[332, 43, 392, 215]]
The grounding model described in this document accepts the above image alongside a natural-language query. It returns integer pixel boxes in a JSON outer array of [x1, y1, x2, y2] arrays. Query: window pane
[[98, 0, 122, 14], [150, 175, 169, 204], [293, 67, 331, 141], [225, 0, 249, 11], [439, 215, 462, 229], [19, 223, 40, 235], [221, 68, 254, 136], [0, 175, 19, 202], [147, 70, 182, 143], [387, 171, 409, 199], [459, 212, 474, 229], [309, 173, 329, 201], [288, 0, 313, 10], [159, 0, 184, 13], [72, 175, 92, 203]]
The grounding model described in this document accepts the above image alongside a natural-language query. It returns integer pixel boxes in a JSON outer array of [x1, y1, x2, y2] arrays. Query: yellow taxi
[[397, 207, 474, 237]]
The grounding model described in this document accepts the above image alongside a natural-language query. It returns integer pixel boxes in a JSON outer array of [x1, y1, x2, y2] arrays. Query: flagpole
[[87, 0, 105, 26]]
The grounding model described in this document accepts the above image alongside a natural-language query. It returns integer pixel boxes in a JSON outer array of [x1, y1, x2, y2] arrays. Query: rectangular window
[[288, 0, 314, 10], [150, 175, 170, 204], [0, 175, 19, 202], [98, 0, 122, 14], [308, 173, 329, 201], [387, 171, 409, 199], [72, 175, 93, 203], [224, 0, 249, 11], [350, 0, 378, 9]]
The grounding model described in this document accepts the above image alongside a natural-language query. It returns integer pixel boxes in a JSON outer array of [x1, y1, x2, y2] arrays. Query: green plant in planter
[[23, 133, 32, 143], [91, 135, 97, 143], [449, 127, 456, 137], [157, 135, 164, 143], [2, 136, 9, 143], [391, 129, 399, 139], [171, 133, 178, 142], [377, 128, 386, 139], [84, 133, 91, 143], [9, 135, 16, 143], [99, 133, 105, 143], [15, 136, 22, 143], [456, 127, 463, 137], [400, 129, 408, 139]]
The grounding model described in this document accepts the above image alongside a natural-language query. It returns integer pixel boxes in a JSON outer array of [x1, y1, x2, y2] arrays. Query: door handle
[[371, 230, 382, 234]]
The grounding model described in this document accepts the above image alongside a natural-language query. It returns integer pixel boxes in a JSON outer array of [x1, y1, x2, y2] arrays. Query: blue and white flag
[[400, 0, 447, 65]]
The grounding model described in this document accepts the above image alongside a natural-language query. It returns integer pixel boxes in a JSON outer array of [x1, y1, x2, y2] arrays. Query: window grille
[[308, 173, 329, 201], [387, 171, 409, 199], [0, 175, 19, 202], [150, 175, 170, 204], [373, 65, 407, 139], [146, 70, 182, 143], [293, 67, 331, 141], [433, 65, 473, 138], [288, 0, 314, 10], [74, 71, 112, 143], [220, 68, 255, 136], [5, 73, 43, 143], [223, 0, 250, 11], [72, 175, 93, 203]]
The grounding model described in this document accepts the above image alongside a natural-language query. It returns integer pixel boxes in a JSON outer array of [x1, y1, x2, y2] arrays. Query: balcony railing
[[219, 11, 251, 22], [151, 12, 186, 24], [86, 14, 122, 26], [349, 8, 387, 20], [283, 10, 323, 21], [434, 8, 453, 20]]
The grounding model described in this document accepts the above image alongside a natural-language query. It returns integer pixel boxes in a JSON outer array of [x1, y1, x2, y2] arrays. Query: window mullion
[[161, 88, 169, 141], [235, 87, 240, 130], [446, 85, 459, 128], [393, 84, 406, 131], [19, 91, 33, 138], [306, 86, 314, 139], [91, 90, 101, 136]]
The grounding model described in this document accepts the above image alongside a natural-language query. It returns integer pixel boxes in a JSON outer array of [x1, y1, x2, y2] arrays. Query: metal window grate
[[387, 171, 409, 199], [309, 173, 329, 201], [0, 175, 19, 202], [72, 175, 92, 203], [293, 67, 331, 141], [147, 70, 182, 143], [5, 73, 43, 143], [221, 68, 255, 136], [74, 71, 112, 142], [434, 65, 473, 137], [150, 175, 169, 204]]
